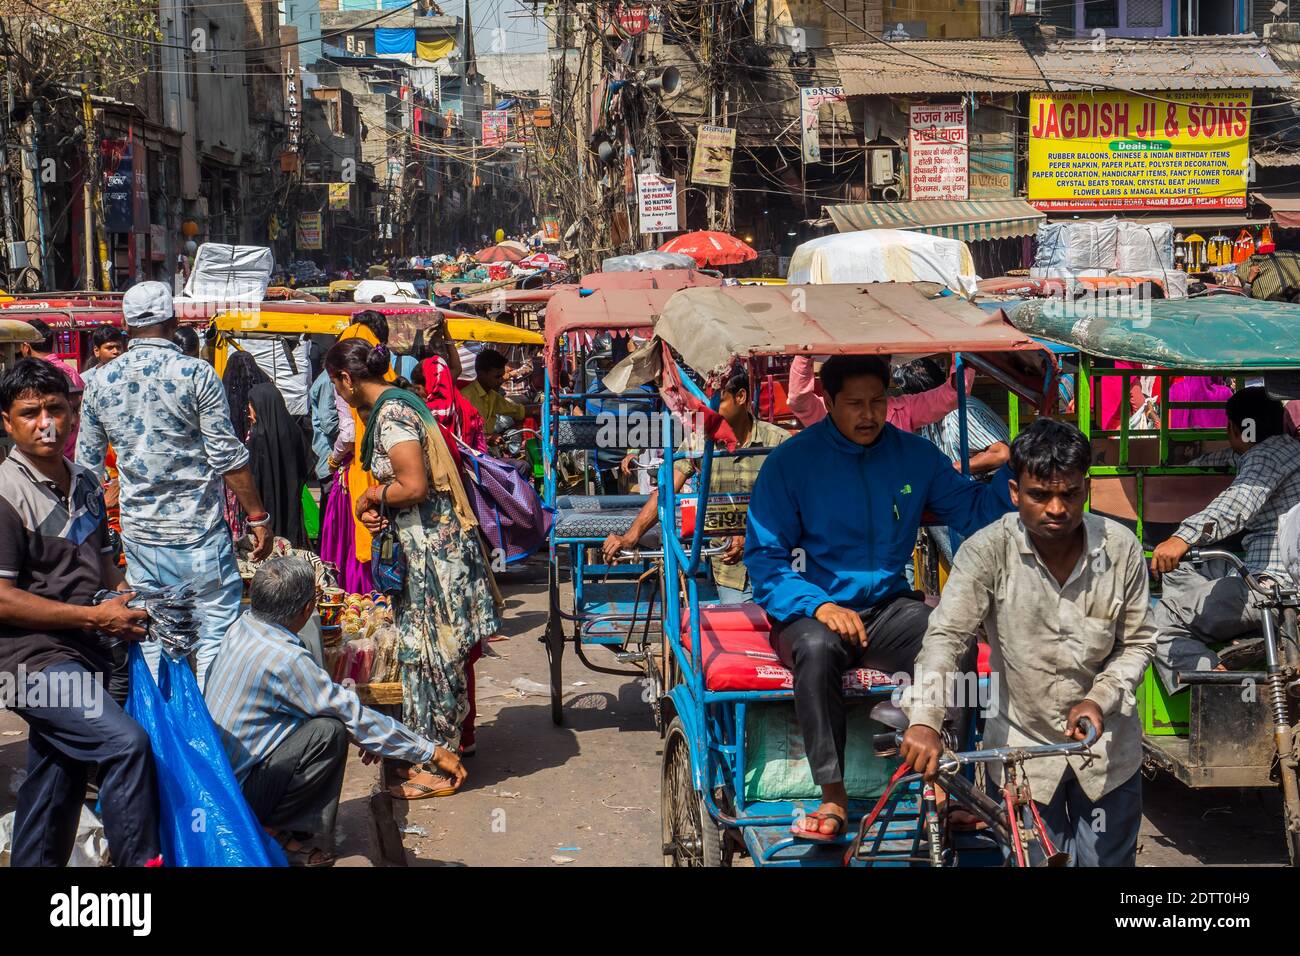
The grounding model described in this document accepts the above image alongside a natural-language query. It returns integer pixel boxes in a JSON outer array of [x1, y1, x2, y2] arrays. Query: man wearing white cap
[[76, 281, 274, 691]]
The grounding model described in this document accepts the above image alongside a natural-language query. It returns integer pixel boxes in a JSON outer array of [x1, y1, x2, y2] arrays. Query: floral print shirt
[[76, 338, 249, 546]]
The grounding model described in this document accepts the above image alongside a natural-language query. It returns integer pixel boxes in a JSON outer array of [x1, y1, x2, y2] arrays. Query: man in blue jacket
[[745, 354, 1013, 841]]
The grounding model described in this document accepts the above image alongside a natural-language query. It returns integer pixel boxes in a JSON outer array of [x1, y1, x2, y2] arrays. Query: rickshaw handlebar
[[877, 717, 1098, 773], [1185, 549, 1278, 599], [615, 542, 730, 561]]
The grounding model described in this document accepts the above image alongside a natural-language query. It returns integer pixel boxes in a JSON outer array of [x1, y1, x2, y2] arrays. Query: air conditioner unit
[[869, 149, 896, 187]]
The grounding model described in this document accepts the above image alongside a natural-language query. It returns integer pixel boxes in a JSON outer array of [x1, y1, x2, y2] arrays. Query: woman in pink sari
[[317, 378, 373, 593], [1168, 376, 1232, 429]]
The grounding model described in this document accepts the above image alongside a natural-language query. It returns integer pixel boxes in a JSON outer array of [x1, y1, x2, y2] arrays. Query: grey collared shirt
[[903, 512, 1156, 802]]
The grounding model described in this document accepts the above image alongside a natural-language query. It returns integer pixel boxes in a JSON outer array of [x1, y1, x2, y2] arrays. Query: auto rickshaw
[[209, 300, 543, 377], [601, 282, 1059, 865], [1008, 294, 1300, 866]]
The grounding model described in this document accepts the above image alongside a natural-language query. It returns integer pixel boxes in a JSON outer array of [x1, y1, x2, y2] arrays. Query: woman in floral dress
[[325, 337, 501, 798]]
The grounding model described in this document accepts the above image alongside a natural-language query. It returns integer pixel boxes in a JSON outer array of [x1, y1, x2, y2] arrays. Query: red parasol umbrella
[[658, 230, 757, 267], [475, 244, 526, 263], [519, 252, 567, 271]]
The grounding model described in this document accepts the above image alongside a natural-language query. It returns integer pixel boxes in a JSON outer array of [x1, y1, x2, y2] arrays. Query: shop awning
[[826, 199, 1045, 242], [1255, 193, 1300, 229], [1046, 212, 1273, 231]]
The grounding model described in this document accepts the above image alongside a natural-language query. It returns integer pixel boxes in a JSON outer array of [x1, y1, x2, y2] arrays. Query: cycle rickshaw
[[539, 271, 722, 725], [604, 282, 1063, 865]]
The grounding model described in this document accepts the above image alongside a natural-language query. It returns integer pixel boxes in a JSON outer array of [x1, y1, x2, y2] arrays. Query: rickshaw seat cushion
[[554, 508, 644, 538], [681, 603, 895, 694], [553, 495, 652, 539], [554, 494, 649, 511], [680, 603, 991, 690]]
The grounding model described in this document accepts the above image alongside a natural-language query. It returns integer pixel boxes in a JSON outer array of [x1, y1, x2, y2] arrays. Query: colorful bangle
[[246, 512, 272, 527]]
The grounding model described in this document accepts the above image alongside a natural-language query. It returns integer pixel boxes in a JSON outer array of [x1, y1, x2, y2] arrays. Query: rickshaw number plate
[[702, 497, 750, 533]]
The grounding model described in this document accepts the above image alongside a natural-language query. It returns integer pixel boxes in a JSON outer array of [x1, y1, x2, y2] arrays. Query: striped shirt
[[205, 611, 437, 782], [1177, 434, 1300, 581], [920, 396, 1009, 474]]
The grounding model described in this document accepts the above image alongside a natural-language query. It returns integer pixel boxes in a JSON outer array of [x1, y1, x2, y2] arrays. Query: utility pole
[[80, 86, 98, 292], [0, 61, 23, 290]]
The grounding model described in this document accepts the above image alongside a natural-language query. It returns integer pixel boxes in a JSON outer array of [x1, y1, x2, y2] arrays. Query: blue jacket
[[745, 417, 1014, 622], [309, 371, 340, 481]]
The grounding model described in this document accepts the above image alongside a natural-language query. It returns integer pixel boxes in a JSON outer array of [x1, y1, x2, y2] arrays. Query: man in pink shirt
[[20, 319, 84, 458], [786, 354, 974, 432]]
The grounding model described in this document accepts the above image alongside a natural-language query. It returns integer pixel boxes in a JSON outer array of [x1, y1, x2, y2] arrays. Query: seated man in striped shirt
[[1151, 387, 1300, 687], [206, 557, 465, 867]]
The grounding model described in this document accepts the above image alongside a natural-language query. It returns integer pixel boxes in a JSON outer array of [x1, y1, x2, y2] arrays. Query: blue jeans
[[123, 522, 242, 692], [1033, 769, 1142, 867], [715, 585, 753, 605], [11, 661, 160, 866]]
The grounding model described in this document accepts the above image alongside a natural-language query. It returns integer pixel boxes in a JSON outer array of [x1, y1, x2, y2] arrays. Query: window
[[1083, 0, 1118, 28], [1126, 0, 1163, 27], [1076, 0, 1168, 37]]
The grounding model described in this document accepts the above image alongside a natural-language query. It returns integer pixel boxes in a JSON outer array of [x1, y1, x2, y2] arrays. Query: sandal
[[285, 845, 336, 867], [790, 811, 846, 842], [273, 832, 336, 868], [389, 769, 458, 800]]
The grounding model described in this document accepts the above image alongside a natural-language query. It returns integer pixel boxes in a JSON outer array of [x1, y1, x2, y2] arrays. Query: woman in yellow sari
[[337, 313, 395, 565]]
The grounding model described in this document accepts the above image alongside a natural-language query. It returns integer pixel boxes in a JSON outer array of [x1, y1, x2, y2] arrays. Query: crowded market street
[[0, 557, 1288, 868]]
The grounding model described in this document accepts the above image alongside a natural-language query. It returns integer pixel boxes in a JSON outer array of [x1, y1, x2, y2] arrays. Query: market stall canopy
[[826, 199, 1045, 243], [1008, 297, 1300, 370], [1254, 193, 1300, 230], [657, 230, 757, 267], [833, 39, 1043, 96], [649, 283, 1044, 379], [1030, 35, 1290, 91], [788, 229, 978, 295], [543, 288, 682, 367], [576, 269, 723, 292], [476, 244, 526, 263]]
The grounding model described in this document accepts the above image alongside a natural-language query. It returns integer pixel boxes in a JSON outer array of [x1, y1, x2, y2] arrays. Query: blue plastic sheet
[[375, 27, 415, 55], [126, 645, 287, 867]]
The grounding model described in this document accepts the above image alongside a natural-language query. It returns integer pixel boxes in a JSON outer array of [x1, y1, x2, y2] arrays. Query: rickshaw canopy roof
[[5, 307, 124, 330], [455, 286, 572, 307], [543, 288, 683, 367], [652, 283, 1045, 379], [0, 318, 42, 343], [213, 303, 542, 346], [1009, 296, 1300, 370], [575, 269, 722, 292]]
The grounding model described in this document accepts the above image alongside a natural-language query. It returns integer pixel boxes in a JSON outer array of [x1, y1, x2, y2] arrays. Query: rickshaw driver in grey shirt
[[900, 419, 1156, 866]]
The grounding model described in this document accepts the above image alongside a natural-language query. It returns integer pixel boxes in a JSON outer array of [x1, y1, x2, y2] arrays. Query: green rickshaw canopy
[[1008, 296, 1300, 371]]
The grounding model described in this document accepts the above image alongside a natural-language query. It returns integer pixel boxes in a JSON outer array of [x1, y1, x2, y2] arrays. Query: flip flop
[[790, 811, 846, 842], [389, 771, 458, 800]]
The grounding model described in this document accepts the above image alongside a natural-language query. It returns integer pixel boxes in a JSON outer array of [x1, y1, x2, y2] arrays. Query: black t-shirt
[[0, 449, 114, 677]]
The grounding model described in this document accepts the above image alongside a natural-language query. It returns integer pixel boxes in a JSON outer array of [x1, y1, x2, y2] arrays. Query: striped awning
[[826, 199, 1046, 242]]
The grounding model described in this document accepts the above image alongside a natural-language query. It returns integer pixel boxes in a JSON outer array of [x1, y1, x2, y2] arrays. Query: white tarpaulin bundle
[[787, 229, 979, 296], [183, 243, 274, 302], [601, 252, 698, 272]]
